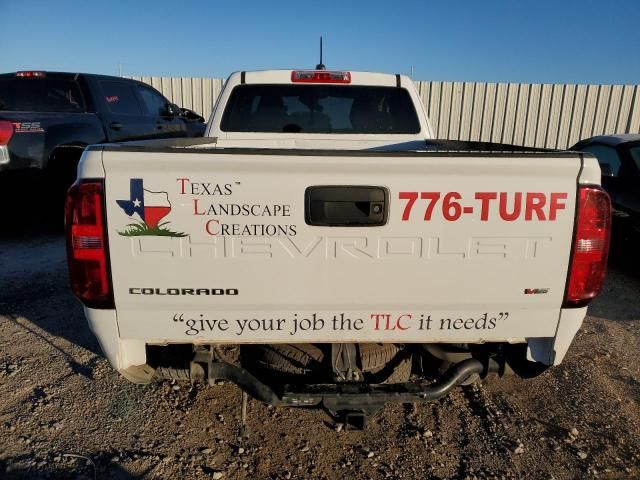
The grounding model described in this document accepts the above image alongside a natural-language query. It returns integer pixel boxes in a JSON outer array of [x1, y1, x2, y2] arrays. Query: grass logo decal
[[116, 179, 187, 237]]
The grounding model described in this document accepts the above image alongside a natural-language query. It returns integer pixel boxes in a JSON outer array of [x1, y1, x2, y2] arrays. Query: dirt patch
[[0, 234, 639, 479]]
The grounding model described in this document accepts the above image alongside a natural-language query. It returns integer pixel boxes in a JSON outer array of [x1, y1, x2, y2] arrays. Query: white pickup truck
[[65, 69, 611, 425]]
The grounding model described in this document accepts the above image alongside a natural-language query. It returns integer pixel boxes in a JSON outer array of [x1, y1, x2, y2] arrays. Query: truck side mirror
[[162, 103, 178, 117], [179, 108, 205, 123], [599, 163, 615, 177]]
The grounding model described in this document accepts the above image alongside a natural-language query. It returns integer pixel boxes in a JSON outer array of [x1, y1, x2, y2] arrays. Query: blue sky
[[1, 0, 639, 84]]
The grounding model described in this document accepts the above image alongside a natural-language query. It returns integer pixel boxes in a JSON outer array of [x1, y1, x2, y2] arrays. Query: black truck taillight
[[0, 121, 14, 145], [563, 185, 611, 308], [65, 180, 114, 309]]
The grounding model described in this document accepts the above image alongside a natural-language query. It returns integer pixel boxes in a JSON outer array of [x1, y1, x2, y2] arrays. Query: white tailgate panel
[[103, 151, 579, 343]]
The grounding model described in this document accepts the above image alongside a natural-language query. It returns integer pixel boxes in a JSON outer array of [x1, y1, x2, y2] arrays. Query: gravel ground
[[0, 230, 639, 480]]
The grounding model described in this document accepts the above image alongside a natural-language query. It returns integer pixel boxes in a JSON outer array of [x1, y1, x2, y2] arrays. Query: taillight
[[0, 121, 13, 145], [564, 185, 611, 307], [65, 180, 113, 309], [291, 70, 351, 83], [16, 71, 46, 78]]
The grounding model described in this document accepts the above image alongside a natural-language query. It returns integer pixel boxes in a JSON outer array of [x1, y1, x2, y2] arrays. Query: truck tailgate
[[101, 149, 580, 344]]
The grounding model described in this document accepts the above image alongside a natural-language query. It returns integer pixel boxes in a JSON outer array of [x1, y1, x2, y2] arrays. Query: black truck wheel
[[241, 343, 409, 383], [374, 355, 412, 383], [242, 344, 325, 376], [358, 343, 403, 372]]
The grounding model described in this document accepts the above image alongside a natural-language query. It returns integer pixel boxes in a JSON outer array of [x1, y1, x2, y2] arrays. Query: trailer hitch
[[199, 354, 501, 429]]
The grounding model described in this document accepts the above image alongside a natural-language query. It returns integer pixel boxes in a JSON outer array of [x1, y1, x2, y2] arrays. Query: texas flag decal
[[116, 179, 186, 237]]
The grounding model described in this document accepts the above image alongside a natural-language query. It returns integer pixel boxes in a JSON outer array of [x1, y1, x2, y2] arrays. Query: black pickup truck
[[572, 134, 640, 246], [0, 71, 205, 194]]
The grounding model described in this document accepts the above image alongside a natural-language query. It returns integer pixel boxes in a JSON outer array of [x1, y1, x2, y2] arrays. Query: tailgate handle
[[305, 186, 388, 226]]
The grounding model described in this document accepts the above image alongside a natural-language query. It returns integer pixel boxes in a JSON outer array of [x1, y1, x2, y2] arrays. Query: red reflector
[[0, 121, 13, 145], [16, 71, 46, 78], [564, 186, 611, 307], [65, 180, 113, 309], [291, 70, 351, 84]]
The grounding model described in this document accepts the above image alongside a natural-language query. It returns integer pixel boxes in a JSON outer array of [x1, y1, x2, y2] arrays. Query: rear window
[[0, 77, 86, 113], [221, 84, 421, 134]]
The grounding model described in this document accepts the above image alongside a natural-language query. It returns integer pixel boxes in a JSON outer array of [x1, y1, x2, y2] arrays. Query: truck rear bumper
[[84, 307, 148, 382], [0, 148, 35, 172], [0, 146, 9, 167], [85, 305, 587, 382]]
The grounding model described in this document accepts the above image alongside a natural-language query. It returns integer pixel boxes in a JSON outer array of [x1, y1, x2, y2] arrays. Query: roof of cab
[[573, 134, 640, 148], [226, 70, 411, 88], [0, 71, 144, 83]]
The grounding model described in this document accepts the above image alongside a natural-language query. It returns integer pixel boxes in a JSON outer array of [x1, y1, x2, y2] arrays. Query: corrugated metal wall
[[130, 76, 640, 149], [415, 81, 640, 149]]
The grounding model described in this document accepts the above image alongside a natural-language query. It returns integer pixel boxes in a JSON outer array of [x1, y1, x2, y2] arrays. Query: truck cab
[[206, 70, 434, 150]]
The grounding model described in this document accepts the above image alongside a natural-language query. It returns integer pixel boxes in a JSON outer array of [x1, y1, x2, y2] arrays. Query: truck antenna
[[316, 36, 326, 70]]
